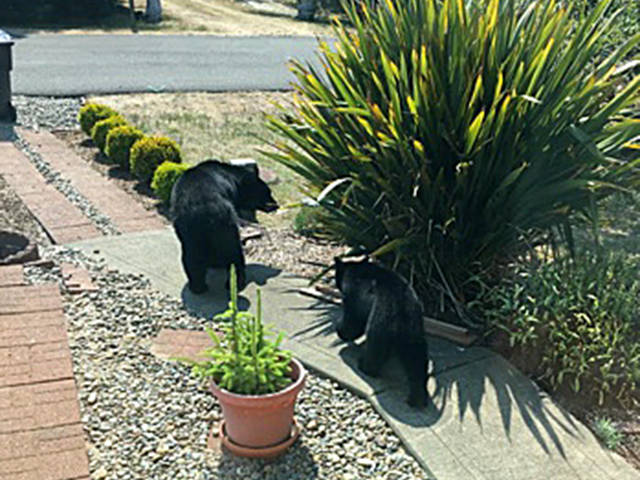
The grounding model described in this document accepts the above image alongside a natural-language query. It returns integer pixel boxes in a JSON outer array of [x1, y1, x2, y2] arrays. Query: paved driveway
[[11, 34, 328, 96]]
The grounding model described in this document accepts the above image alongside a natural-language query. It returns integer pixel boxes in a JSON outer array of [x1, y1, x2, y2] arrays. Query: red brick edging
[[0, 142, 101, 244], [19, 129, 166, 234]]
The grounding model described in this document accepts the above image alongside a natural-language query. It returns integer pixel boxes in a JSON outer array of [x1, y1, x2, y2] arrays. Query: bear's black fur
[[335, 256, 429, 407], [170, 160, 278, 294]]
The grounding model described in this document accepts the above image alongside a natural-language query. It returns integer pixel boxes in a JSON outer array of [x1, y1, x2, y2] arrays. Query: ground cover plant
[[484, 248, 640, 406], [266, 0, 640, 325]]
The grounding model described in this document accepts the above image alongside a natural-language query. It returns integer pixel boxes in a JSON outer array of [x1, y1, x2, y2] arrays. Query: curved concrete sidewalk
[[69, 229, 640, 480], [11, 34, 329, 96]]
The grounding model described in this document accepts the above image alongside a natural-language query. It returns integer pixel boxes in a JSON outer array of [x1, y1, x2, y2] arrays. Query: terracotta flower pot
[[210, 357, 306, 456]]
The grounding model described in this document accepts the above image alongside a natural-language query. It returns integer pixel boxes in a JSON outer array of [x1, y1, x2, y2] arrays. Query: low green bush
[[105, 126, 145, 169], [151, 162, 190, 203], [78, 103, 118, 137], [592, 417, 625, 450], [484, 251, 640, 406], [91, 115, 127, 152], [130, 136, 182, 183]]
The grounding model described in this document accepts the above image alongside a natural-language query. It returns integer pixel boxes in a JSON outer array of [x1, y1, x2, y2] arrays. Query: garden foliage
[[130, 136, 182, 182], [78, 103, 118, 137], [266, 0, 640, 322], [151, 162, 190, 204], [105, 125, 145, 169], [186, 266, 293, 395], [485, 251, 640, 405], [91, 115, 127, 152]]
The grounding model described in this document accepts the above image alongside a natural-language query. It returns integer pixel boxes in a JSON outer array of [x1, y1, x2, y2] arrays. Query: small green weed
[[592, 417, 624, 450]]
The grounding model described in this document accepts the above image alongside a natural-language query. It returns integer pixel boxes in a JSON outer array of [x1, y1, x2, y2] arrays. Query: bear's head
[[237, 166, 279, 213]]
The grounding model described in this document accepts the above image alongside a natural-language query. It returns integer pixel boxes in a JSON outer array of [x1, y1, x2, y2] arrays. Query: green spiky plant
[[183, 265, 293, 395], [265, 0, 640, 324]]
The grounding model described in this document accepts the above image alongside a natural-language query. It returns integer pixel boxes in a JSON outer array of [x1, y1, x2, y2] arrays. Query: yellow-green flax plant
[[264, 0, 640, 326]]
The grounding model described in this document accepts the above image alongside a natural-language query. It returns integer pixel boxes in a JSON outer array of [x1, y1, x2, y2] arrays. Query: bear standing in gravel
[[334, 256, 429, 407], [170, 160, 278, 294]]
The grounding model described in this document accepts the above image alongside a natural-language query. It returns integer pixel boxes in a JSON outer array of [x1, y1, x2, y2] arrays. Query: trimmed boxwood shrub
[[130, 136, 182, 182], [91, 115, 127, 152], [151, 162, 190, 204], [105, 126, 145, 169], [78, 103, 118, 137]]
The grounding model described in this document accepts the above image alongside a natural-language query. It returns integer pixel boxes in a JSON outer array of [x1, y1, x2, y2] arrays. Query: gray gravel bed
[[13, 95, 83, 131], [25, 246, 430, 480]]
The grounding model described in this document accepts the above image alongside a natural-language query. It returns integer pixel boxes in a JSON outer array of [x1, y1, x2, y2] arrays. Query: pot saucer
[[216, 418, 300, 459]]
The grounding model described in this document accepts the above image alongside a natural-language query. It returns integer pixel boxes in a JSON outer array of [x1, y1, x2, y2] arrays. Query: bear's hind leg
[[358, 328, 392, 378], [215, 225, 247, 291], [397, 339, 429, 408], [182, 244, 208, 294]]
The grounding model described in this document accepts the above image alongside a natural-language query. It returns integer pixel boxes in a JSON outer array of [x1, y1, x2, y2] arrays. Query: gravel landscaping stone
[[13, 95, 83, 131], [13, 133, 120, 236], [25, 246, 430, 480]]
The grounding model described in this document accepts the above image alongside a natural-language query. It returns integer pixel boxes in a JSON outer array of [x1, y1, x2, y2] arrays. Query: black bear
[[170, 160, 278, 294], [334, 256, 429, 407]]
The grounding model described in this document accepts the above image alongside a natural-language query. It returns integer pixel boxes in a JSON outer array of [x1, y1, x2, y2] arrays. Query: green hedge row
[[77, 102, 187, 203]]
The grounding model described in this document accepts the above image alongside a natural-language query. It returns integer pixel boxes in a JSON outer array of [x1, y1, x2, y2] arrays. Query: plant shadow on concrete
[[291, 305, 579, 457], [179, 264, 282, 318]]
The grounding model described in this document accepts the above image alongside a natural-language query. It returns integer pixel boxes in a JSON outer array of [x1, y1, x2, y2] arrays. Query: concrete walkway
[[69, 229, 640, 480], [11, 34, 329, 96]]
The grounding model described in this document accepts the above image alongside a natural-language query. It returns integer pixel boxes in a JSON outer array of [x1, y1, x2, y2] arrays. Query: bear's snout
[[261, 201, 279, 213]]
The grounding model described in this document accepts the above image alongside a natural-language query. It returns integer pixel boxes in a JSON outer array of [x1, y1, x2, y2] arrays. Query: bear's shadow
[[180, 263, 281, 317]]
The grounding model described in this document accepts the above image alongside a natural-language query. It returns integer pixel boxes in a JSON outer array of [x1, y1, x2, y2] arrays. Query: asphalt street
[[10, 34, 328, 96]]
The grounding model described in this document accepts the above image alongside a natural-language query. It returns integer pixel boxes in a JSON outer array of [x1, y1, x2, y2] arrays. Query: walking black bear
[[170, 160, 278, 294], [334, 256, 429, 407]]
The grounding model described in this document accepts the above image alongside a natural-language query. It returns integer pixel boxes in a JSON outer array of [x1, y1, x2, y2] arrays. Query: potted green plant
[[184, 265, 306, 459]]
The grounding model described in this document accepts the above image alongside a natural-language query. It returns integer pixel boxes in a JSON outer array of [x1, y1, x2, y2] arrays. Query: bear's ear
[[229, 159, 260, 178]]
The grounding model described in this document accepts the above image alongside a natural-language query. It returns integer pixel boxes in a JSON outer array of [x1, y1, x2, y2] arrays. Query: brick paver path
[[150, 329, 214, 362], [0, 141, 100, 244], [0, 266, 90, 480], [19, 129, 166, 234]]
